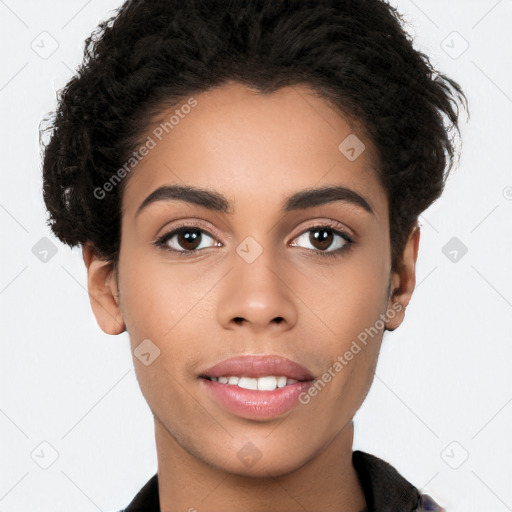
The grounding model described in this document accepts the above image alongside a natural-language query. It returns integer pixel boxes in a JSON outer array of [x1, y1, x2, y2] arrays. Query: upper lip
[[199, 355, 315, 381]]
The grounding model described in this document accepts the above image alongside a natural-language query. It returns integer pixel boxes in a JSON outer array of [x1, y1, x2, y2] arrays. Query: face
[[85, 81, 418, 478]]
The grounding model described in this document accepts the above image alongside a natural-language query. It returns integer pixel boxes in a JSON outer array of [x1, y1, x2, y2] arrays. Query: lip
[[199, 354, 315, 380], [200, 378, 313, 420], [198, 355, 315, 420]]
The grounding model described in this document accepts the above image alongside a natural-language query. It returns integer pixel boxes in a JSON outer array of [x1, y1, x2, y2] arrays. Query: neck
[[155, 418, 367, 512]]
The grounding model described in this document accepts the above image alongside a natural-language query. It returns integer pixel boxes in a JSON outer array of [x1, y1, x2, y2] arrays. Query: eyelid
[[291, 218, 354, 242], [154, 218, 224, 244]]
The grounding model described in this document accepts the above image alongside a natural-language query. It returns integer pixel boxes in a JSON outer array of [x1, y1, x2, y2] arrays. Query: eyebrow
[[134, 184, 374, 218]]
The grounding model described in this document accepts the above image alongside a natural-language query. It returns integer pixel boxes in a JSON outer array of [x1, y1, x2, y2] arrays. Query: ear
[[82, 243, 126, 335], [385, 225, 421, 331]]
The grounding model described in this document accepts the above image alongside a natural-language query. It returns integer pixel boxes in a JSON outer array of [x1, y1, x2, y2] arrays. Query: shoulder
[[352, 450, 445, 511], [117, 473, 159, 511]]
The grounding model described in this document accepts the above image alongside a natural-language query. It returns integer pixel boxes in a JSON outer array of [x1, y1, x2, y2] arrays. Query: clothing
[[118, 450, 445, 511]]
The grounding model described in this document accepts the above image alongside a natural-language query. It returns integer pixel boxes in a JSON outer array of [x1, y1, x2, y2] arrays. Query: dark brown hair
[[40, 0, 468, 272]]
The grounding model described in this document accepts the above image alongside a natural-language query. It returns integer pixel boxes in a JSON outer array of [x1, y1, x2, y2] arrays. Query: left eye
[[291, 226, 352, 253]]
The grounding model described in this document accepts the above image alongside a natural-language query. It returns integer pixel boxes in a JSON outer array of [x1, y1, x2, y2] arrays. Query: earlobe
[[385, 225, 421, 331], [82, 244, 126, 335]]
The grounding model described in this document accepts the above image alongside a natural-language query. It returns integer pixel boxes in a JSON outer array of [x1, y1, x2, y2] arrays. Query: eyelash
[[153, 221, 354, 260]]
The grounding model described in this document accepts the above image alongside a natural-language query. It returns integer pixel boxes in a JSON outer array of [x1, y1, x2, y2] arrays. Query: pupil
[[311, 228, 333, 250], [179, 229, 201, 250]]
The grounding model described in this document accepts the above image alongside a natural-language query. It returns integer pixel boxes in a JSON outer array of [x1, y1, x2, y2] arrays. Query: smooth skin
[[83, 81, 420, 512]]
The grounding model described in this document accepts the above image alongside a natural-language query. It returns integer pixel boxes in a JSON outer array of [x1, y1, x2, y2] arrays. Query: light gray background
[[1, 0, 511, 510]]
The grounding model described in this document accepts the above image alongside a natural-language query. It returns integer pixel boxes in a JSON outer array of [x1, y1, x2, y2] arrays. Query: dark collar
[[121, 450, 444, 511]]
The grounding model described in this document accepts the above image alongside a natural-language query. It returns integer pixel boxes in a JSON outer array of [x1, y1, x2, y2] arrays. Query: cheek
[[117, 251, 219, 392], [301, 270, 387, 420], [117, 249, 212, 338], [302, 257, 389, 335], [298, 256, 389, 405]]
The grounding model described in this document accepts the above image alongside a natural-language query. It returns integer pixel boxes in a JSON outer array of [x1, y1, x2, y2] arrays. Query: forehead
[[121, 81, 386, 220]]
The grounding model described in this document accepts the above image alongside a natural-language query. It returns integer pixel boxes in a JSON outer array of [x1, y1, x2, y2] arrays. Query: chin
[[209, 448, 310, 479]]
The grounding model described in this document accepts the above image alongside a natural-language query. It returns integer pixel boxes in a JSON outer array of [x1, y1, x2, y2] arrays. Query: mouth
[[198, 355, 315, 419], [199, 354, 315, 382], [200, 375, 312, 391]]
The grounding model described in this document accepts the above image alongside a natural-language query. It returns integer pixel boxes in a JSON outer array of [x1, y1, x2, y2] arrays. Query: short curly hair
[[40, 0, 468, 273]]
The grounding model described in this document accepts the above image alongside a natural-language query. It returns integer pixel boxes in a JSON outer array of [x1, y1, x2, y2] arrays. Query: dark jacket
[[118, 450, 445, 511]]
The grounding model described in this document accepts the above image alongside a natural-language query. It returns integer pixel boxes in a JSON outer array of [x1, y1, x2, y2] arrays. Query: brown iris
[[310, 228, 334, 251]]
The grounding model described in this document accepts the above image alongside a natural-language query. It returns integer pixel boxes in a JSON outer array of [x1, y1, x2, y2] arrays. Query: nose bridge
[[236, 236, 281, 295]]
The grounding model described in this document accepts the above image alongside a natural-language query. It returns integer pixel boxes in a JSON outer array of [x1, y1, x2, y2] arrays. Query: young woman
[[40, 0, 468, 510]]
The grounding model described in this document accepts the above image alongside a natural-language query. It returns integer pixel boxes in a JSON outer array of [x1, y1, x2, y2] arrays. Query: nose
[[216, 249, 298, 335]]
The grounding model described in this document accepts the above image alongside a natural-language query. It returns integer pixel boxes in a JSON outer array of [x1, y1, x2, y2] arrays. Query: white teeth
[[209, 375, 300, 390], [257, 376, 277, 390], [238, 377, 258, 390], [276, 376, 288, 388]]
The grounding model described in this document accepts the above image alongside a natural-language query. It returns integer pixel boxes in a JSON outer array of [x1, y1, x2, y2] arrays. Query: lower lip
[[200, 378, 313, 420]]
